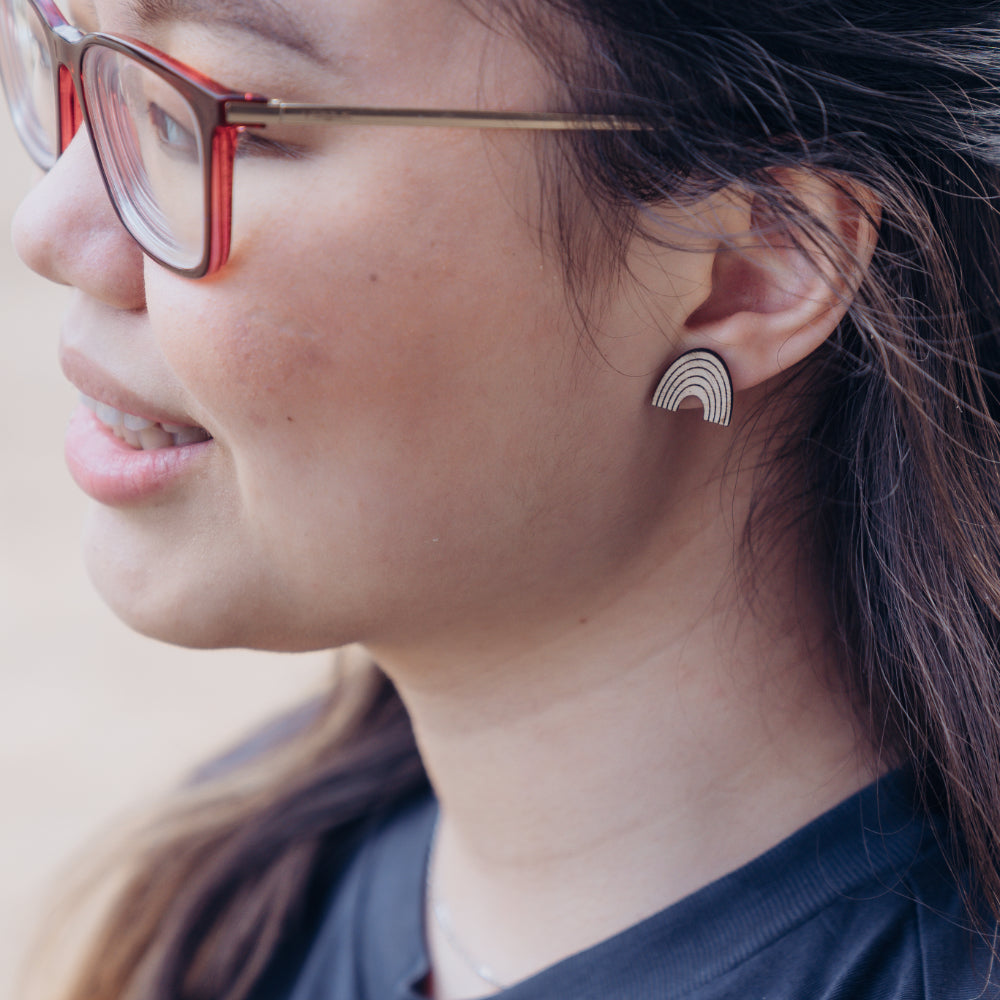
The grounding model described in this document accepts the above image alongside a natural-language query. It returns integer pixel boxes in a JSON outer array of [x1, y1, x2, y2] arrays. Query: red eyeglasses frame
[[5, 0, 643, 278]]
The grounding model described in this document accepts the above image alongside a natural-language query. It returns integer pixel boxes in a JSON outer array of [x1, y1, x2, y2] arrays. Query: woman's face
[[13, 0, 703, 655]]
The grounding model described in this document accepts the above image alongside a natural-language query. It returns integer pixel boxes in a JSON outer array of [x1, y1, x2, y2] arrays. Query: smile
[[81, 394, 212, 450]]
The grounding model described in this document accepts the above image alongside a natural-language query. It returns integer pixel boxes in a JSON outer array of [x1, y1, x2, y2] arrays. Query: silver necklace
[[430, 895, 508, 991], [427, 820, 509, 992]]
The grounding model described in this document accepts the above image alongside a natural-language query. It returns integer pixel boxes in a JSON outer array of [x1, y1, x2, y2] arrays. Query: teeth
[[95, 402, 123, 427], [80, 393, 210, 451], [123, 413, 154, 431], [139, 425, 174, 450]]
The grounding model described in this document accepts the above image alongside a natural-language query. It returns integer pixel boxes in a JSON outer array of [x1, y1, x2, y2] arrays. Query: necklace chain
[[430, 896, 508, 991], [427, 819, 509, 992]]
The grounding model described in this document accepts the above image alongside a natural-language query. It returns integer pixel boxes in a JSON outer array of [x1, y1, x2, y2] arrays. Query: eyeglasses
[[0, 0, 642, 278]]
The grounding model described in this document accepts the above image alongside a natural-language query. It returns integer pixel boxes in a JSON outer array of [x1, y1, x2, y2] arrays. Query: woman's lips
[[59, 348, 214, 505], [65, 404, 213, 506]]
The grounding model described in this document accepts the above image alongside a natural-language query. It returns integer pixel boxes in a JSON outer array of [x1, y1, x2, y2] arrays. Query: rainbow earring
[[651, 349, 733, 427]]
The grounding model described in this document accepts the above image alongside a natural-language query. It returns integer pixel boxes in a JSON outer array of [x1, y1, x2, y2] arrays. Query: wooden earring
[[651, 349, 733, 427]]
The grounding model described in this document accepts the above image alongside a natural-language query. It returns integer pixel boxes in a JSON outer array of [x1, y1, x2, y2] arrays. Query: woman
[[3, 0, 1000, 996]]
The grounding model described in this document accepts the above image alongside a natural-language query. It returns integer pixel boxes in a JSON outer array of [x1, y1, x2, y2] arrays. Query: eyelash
[[236, 130, 309, 160]]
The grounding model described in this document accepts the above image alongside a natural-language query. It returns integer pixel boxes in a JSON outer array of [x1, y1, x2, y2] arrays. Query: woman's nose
[[11, 129, 146, 311]]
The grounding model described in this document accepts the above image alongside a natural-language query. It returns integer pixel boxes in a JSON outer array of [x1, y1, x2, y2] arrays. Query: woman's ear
[[677, 169, 880, 394]]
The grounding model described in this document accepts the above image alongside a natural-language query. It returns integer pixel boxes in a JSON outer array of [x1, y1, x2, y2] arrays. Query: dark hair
[[47, 3, 1000, 998]]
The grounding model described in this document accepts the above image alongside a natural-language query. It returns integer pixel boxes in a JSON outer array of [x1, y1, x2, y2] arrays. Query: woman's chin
[[86, 565, 235, 650], [80, 511, 245, 650], [79, 518, 346, 652]]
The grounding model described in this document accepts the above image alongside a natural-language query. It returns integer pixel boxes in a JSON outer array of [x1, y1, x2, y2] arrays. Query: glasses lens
[[83, 45, 206, 272], [0, 0, 58, 167]]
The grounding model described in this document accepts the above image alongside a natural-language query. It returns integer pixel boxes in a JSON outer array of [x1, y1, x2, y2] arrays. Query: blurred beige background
[[0, 113, 331, 995]]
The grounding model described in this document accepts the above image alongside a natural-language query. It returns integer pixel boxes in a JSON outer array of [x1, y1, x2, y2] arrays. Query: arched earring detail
[[651, 349, 733, 427]]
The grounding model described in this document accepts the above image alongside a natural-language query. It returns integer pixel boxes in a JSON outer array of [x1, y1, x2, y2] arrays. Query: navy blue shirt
[[280, 770, 998, 999]]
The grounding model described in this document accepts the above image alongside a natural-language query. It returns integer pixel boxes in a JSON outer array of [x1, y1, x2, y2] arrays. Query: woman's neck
[[369, 479, 878, 998]]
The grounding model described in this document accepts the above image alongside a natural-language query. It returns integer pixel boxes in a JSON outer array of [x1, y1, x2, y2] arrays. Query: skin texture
[[12, 1, 880, 996]]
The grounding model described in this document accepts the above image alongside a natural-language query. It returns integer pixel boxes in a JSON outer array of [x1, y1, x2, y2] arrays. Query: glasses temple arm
[[224, 100, 646, 131]]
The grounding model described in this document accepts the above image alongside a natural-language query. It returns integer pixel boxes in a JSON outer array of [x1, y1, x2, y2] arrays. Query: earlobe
[[680, 171, 880, 394]]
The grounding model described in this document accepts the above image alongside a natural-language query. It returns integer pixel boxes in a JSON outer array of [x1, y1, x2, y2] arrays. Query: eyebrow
[[127, 0, 327, 63]]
